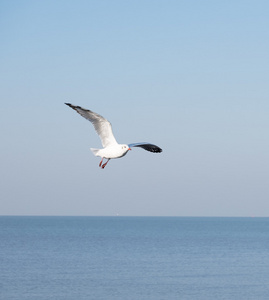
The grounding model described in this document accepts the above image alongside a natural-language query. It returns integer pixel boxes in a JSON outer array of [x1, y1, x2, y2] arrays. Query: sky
[[1, 0, 269, 216]]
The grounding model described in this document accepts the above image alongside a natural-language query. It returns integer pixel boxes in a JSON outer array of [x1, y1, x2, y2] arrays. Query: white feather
[[66, 103, 117, 147]]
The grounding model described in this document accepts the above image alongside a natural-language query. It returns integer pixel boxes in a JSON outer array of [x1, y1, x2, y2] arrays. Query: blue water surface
[[0, 216, 269, 299]]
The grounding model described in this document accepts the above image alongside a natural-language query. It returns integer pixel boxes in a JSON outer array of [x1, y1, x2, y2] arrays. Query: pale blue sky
[[1, 1, 269, 216]]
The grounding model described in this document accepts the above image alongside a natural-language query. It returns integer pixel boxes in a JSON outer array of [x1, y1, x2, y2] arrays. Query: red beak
[[128, 148, 131, 150]]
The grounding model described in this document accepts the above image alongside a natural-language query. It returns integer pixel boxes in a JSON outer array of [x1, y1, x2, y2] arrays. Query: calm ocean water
[[0, 217, 269, 300]]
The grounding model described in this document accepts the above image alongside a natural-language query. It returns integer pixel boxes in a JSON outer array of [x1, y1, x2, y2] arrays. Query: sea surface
[[0, 216, 269, 300]]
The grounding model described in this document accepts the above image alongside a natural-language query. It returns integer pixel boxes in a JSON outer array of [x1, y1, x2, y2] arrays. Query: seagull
[[65, 103, 162, 168]]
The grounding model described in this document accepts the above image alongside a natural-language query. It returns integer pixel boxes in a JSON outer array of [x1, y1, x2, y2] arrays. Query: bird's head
[[121, 144, 131, 152]]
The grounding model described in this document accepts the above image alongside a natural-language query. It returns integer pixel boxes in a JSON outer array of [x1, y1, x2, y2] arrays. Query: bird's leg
[[101, 159, 110, 169], [99, 158, 103, 167]]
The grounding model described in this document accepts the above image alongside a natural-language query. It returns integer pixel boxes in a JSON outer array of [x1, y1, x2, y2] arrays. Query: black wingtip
[[65, 103, 84, 111], [152, 146, 162, 153], [129, 143, 162, 153]]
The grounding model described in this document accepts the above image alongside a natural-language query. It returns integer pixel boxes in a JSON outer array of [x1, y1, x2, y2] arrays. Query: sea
[[0, 216, 269, 300]]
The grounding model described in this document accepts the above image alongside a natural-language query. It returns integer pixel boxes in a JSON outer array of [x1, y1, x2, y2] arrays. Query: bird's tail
[[90, 148, 100, 156]]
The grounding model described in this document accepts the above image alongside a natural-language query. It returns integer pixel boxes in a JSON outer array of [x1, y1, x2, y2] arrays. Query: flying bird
[[65, 103, 162, 168]]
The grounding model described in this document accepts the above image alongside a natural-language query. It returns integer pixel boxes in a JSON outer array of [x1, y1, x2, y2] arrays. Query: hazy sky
[[1, 1, 269, 216]]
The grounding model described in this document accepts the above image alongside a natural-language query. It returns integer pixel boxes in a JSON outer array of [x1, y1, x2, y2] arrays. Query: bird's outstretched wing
[[129, 143, 162, 153], [65, 103, 118, 147]]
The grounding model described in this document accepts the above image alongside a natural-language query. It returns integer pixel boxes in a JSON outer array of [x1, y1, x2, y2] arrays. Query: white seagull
[[65, 103, 162, 168]]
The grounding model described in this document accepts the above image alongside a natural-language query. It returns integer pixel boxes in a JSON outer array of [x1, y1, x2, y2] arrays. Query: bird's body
[[65, 103, 162, 168], [91, 144, 130, 159]]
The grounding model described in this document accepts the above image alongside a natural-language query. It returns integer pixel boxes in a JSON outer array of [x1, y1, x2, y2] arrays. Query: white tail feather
[[90, 148, 100, 156]]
